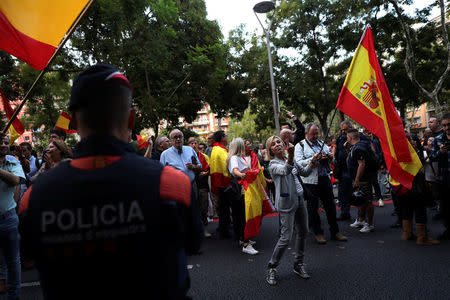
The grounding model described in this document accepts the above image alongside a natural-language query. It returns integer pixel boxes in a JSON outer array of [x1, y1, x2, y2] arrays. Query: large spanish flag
[[239, 153, 274, 239], [0, 87, 24, 144], [210, 143, 230, 195], [337, 25, 422, 193], [55, 111, 77, 134], [0, 0, 90, 70]]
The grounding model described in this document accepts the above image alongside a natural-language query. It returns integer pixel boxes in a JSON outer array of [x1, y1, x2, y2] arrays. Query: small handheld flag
[[136, 135, 149, 149], [54, 111, 77, 134], [0, 87, 24, 144]]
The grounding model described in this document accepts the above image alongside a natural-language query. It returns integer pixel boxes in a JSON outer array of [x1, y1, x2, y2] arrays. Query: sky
[[204, 0, 441, 39]]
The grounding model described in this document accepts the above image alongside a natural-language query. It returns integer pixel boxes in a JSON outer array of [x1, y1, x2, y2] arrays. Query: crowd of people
[[0, 63, 448, 299]]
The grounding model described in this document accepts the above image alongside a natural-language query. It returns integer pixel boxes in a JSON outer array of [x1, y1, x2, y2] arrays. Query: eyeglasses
[[172, 135, 183, 140], [442, 123, 450, 127], [0, 141, 9, 145]]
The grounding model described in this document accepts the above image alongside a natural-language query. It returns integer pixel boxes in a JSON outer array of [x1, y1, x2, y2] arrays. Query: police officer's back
[[19, 64, 197, 300]]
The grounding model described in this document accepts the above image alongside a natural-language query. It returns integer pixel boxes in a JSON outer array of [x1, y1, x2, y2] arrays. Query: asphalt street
[[4, 201, 450, 300]]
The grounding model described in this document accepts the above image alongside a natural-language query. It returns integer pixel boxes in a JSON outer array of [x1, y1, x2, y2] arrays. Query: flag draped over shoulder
[[55, 112, 77, 134], [336, 25, 422, 193], [238, 152, 274, 239], [210, 143, 230, 195], [0, 0, 90, 70], [0, 87, 24, 144]]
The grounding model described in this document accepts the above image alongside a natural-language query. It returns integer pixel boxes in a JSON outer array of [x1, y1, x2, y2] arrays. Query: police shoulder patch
[[159, 166, 191, 206]]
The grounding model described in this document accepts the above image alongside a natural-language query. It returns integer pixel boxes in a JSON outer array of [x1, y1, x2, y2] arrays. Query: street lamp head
[[253, 1, 275, 14]]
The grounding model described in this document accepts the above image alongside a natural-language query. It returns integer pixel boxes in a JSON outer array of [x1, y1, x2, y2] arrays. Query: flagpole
[[1, 0, 95, 134], [319, 107, 338, 153]]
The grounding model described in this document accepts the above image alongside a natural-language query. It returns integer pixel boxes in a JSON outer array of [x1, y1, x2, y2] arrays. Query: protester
[[18, 142, 37, 197], [346, 129, 375, 233], [205, 132, 215, 157], [49, 128, 66, 142], [332, 120, 354, 220], [19, 63, 199, 299], [0, 132, 24, 299], [399, 133, 439, 245], [265, 135, 319, 285], [188, 137, 212, 238], [209, 130, 232, 238], [198, 143, 207, 154], [295, 123, 347, 244], [225, 138, 258, 254], [282, 110, 306, 145], [31, 139, 73, 183], [430, 113, 450, 240], [150, 135, 170, 160]]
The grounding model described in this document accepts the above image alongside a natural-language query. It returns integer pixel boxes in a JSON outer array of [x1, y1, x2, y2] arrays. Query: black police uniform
[[20, 136, 197, 300]]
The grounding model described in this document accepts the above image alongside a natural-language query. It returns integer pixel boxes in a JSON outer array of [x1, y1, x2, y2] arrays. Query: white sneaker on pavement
[[242, 244, 259, 255], [360, 224, 375, 233], [204, 228, 211, 238], [350, 219, 368, 228]]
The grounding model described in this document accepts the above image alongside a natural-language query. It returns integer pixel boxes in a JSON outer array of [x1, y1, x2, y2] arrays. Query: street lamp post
[[253, 1, 280, 135]]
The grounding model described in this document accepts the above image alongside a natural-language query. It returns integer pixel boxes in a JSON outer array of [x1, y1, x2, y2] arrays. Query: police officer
[[19, 63, 200, 300]]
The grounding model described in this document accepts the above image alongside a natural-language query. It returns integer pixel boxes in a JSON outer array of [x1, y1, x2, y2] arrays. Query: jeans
[[269, 196, 308, 268], [0, 212, 21, 300], [337, 172, 352, 216], [304, 176, 339, 236]]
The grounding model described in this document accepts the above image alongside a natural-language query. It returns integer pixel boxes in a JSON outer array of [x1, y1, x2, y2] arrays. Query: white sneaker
[[360, 224, 375, 233], [204, 228, 211, 238], [378, 199, 384, 207], [350, 219, 368, 228], [242, 244, 259, 255]]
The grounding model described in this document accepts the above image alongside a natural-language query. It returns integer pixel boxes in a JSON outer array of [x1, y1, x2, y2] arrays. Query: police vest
[[20, 152, 191, 300]]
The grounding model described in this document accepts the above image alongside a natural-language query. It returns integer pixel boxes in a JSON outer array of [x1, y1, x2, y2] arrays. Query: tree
[[228, 108, 275, 143], [388, 0, 450, 118]]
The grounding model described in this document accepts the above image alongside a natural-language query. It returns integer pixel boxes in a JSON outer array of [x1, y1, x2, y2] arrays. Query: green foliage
[[228, 109, 275, 144]]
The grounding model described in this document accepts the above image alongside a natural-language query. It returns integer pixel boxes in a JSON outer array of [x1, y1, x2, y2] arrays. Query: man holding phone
[[430, 113, 450, 240]]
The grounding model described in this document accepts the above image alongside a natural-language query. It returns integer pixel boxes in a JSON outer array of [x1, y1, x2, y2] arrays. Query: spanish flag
[[55, 111, 77, 134], [210, 143, 230, 195], [136, 135, 149, 149], [337, 25, 422, 193], [0, 87, 24, 144], [0, 0, 90, 70], [239, 152, 274, 239]]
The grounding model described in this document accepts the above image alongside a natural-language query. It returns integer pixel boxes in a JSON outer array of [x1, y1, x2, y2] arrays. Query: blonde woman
[[226, 138, 258, 255], [265, 135, 320, 285]]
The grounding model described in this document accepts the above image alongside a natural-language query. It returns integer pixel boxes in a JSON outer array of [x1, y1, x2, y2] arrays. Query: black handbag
[[224, 177, 241, 198]]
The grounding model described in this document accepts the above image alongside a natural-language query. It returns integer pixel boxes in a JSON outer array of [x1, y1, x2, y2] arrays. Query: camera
[[350, 189, 366, 206]]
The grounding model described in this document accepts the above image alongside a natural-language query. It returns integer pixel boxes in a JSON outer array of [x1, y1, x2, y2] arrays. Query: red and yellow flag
[[336, 25, 422, 193], [0, 87, 24, 144], [136, 135, 149, 149], [0, 0, 90, 70], [55, 111, 77, 134], [239, 153, 274, 239], [210, 143, 231, 195]]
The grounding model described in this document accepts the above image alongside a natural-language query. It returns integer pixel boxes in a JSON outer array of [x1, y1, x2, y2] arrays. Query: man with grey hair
[[151, 135, 170, 161], [332, 120, 354, 220], [160, 130, 202, 180], [295, 123, 347, 244]]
